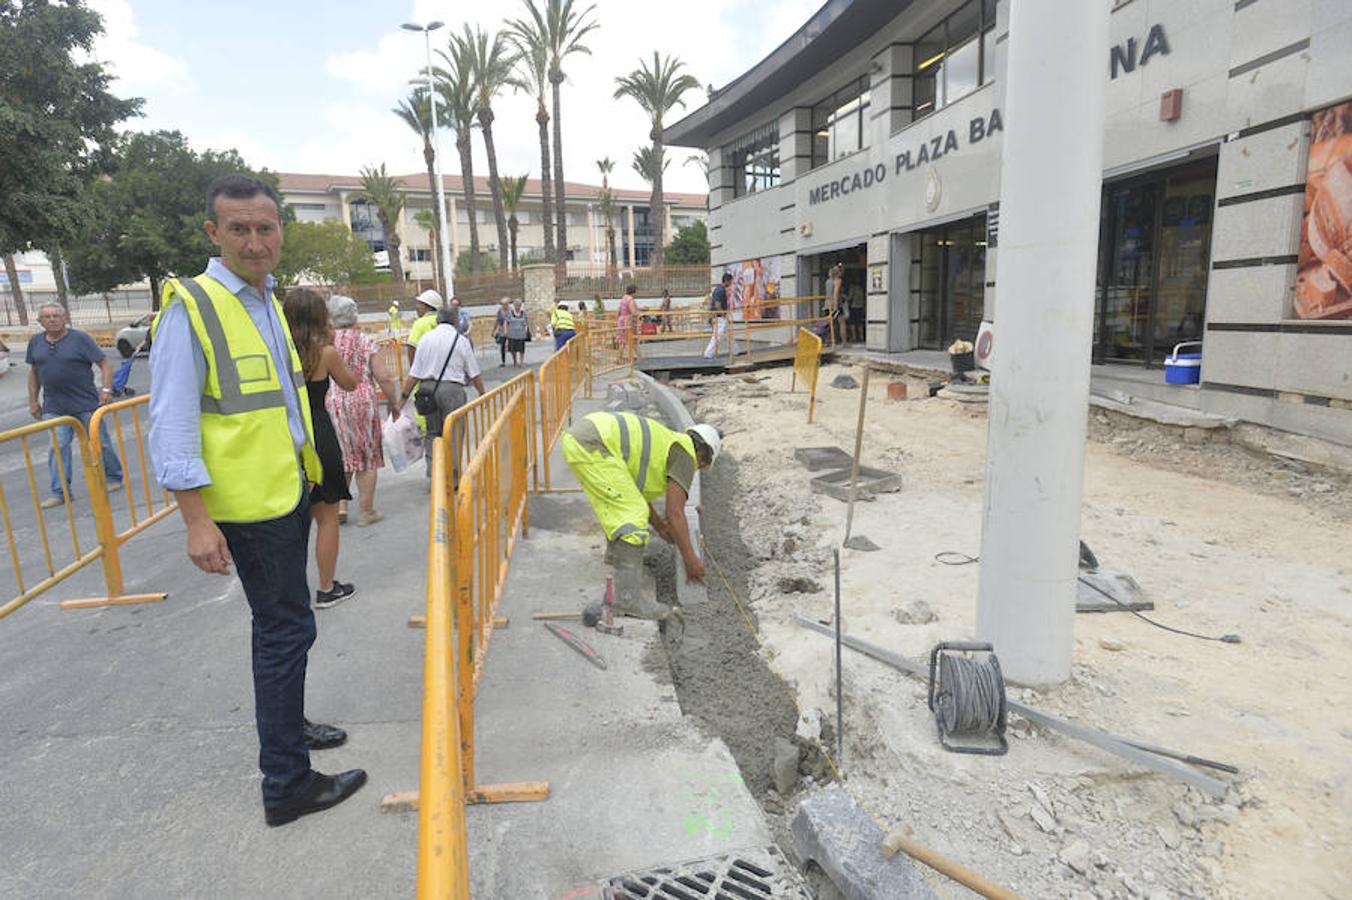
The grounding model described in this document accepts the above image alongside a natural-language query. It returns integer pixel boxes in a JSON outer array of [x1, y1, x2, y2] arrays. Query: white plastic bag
[[382, 410, 423, 473]]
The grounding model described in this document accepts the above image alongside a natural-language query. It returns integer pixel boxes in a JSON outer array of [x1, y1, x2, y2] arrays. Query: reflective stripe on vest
[[177, 278, 305, 415], [591, 411, 693, 502], [554, 307, 575, 331]]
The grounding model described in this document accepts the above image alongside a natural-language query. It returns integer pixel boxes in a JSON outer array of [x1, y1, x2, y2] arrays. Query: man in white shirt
[[402, 307, 487, 479]]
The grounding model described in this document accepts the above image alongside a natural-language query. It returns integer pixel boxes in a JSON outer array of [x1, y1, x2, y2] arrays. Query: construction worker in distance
[[562, 411, 721, 623], [404, 289, 441, 367], [549, 297, 576, 350]]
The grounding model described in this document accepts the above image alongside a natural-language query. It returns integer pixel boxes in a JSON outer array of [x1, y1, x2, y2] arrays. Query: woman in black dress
[[282, 288, 360, 609]]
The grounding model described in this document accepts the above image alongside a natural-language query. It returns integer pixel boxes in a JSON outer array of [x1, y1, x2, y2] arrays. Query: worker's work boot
[[605, 539, 666, 620]]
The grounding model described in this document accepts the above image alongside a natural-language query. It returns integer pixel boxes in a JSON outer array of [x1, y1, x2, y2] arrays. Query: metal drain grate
[[604, 847, 808, 900]]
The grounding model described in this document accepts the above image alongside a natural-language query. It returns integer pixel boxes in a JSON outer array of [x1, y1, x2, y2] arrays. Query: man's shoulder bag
[[413, 332, 461, 416]]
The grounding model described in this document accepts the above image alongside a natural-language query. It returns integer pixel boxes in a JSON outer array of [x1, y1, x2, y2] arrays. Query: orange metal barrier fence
[[415, 437, 473, 900], [790, 328, 824, 424], [536, 341, 576, 489], [0, 399, 169, 621]]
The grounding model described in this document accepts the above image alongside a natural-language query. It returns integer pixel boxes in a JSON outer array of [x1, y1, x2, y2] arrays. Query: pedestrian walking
[[449, 297, 471, 334], [659, 288, 674, 333], [550, 298, 577, 350], [702, 273, 732, 359], [593, 293, 605, 316], [616, 285, 639, 352], [325, 295, 401, 527], [26, 303, 123, 507], [148, 174, 364, 826], [505, 299, 531, 367], [493, 297, 510, 366], [403, 306, 486, 480], [561, 412, 720, 623], [283, 289, 360, 609]]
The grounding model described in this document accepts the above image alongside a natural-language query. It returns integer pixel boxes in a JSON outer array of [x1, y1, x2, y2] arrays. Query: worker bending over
[[562, 411, 720, 621]]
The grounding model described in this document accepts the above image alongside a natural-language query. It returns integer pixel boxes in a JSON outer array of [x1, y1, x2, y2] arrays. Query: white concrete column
[[587, 205, 597, 264], [663, 205, 673, 248], [625, 205, 636, 268], [338, 191, 351, 229], [975, 0, 1109, 686], [448, 195, 460, 266]]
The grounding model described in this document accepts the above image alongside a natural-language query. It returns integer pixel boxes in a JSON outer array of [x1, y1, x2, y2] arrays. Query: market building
[[665, 0, 1352, 445]]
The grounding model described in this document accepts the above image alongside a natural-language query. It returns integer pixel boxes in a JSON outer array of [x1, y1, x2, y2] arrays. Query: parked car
[[115, 314, 153, 358]]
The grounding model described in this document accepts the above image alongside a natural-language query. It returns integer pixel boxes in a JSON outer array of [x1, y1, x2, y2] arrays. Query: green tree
[[413, 208, 441, 292], [275, 220, 377, 288], [455, 249, 499, 276], [507, 16, 555, 262], [596, 157, 617, 274], [393, 88, 447, 295], [458, 25, 518, 272], [513, 0, 598, 261], [614, 52, 700, 266], [501, 174, 528, 271], [0, 0, 141, 323], [64, 131, 274, 308], [664, 220, 709, 265], [357, 163, 407, 285], [434, 44, 482, 272]]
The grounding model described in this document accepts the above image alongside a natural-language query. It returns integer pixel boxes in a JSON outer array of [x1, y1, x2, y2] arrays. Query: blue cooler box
[[1164, 341, 1202, 385]]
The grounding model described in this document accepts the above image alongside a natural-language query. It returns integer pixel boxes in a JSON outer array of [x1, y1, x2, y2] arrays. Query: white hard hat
[[415, 289, 442, 308], [689, 424, 722, 465]]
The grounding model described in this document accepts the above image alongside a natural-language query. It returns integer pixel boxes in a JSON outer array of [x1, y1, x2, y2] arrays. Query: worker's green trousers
[[561, 432, 650, 547]]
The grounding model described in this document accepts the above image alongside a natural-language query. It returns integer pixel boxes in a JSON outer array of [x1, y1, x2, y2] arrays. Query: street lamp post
[[402, 20, 455, 300]]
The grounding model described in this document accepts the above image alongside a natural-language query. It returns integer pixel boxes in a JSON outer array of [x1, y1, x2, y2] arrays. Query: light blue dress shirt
[[148, 258, 307, 492]]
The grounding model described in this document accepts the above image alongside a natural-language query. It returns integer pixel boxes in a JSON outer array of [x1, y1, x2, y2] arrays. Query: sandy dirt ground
[[676, 362, 1351, 900]]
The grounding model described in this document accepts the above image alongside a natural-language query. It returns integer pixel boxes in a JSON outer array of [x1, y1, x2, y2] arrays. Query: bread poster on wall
[[1297, 100, 1352, 320]]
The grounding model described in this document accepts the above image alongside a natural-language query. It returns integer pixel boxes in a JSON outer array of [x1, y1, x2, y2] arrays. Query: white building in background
[[275, 172, 708, 274], [664, 0, 1351, 446], [0, 250, 61, 293]]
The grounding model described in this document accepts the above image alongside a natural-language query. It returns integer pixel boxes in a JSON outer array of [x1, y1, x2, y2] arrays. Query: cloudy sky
[[87, 0, 822, 196]]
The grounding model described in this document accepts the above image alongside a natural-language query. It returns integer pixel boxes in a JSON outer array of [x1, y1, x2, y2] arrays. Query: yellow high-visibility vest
[[586, 412, 694, 501], [551, 305, 575, 332], [152, 275, 323, 523]]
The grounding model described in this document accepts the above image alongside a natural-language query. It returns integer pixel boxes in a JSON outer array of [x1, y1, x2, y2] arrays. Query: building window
[[728, 122, 781, 196], [347, 199, 383, 251], [409, 248, 433, 262], [913, 0, 996, 120], [811, 77, 871, 169]]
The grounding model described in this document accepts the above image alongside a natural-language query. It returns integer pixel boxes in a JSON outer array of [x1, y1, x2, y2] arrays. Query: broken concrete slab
[[605, 382, 644, 410], [794, 446, 855, 471], [810, 466, 903, 502], [1076, 570, 1152, 613], [791, 785, 938, 900]]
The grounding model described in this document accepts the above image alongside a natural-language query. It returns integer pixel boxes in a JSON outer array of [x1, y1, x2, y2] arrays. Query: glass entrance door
[[1094, 158, 1215, 365], [911, 215, 987, 349]]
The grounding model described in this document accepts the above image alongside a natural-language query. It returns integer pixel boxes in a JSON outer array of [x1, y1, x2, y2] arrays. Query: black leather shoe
[[264, 769, 367, 826], [303, 719, 347, 750]]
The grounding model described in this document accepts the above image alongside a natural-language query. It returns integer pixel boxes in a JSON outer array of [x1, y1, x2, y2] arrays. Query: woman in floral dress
[[325, 295, 402, 526]]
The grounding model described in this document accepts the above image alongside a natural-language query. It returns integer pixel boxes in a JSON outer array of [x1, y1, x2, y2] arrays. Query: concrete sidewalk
[[0, 353, 782, 898]]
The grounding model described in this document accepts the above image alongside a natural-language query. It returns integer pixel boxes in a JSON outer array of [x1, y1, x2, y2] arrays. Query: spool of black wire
[[927, 642, 1009, 756]]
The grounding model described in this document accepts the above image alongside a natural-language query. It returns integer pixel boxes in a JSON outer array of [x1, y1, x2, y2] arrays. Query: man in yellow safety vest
[[148, 174, 366, 827], [561, 411, 721, 622], [549, 298, 576, 351]]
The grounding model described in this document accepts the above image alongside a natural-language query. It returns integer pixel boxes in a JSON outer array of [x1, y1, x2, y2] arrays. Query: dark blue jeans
[[218, 493, 315, 805]]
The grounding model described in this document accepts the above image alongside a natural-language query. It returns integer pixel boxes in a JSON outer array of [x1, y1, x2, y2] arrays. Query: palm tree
[[513, 0, 598, 264], [614, 52, 701, 267], [433, 45, 481, 273], [507, 14, 555, 263], [357, 164, 407, 285], [458, 25, 518, 272], [392, 88, 446, 294], [500, 174, 528, 271], [596, 157, 617, 274], [413, 208, 441, 291]]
